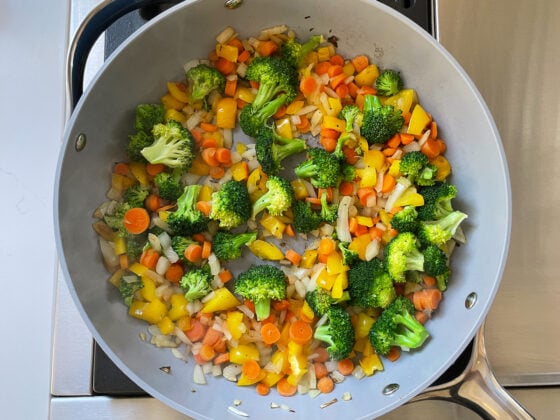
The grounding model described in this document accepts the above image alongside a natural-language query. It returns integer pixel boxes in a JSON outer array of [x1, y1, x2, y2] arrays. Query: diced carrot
[[335, 82, 349, 99], [320, 136, 338, 152], [242, 359, 262, 381], [273, 104, 287, 119], [381, 173, 397, 193], [386, 346, 401, 362], [400, 133, 415, 145], [284, 224, 296, 237], [329, 54, 345, 66], [218, 269, 233, 283], [317, 376, 335, 394], [342, 146, 359, 165], [358, 85, 377, 96], [201, 147, 219, 166], [415, 310, 429, 325], [256, 382, 270, 396], [337, 358, 354, 376], [146, 163, 165, 177], [202, 327, 223, 347], [422, 275, 437, 288], [284, 249, 302, 266], [214, 57, 236, 75], [430, 121, 438, 139], [318, 237, 336, 256], [339, 181, 354, 196], [313, 346, 330, 363], [237, 49, 251, 63], [329, 72, 347, 90], [200, 122, 218, 132], [123, 208, 150, 235], [145, 194, 164, 212], [318, 187, 333, 202], [314, 61, 332, 75], [327, 64, 343, 78], [119, 254, 129, 270], [213, 352, 230, 365], [224, 78, 237, 97], [195, 201, 212, 217], [272, 299, 290, 312], [113, 162, 130, 176], [386, 133, 401, 149], [192, 233, 206, 243], [198, 343, 216, 362], [215, 147, 232, 165], [209, 165, 226, 179], [165, 263, 184, 283], [185, 319, 207, 342], [300, 76, 318, 95], [351, 55, 369, 73], [358, 187, 375, 206], [201, 240, 212, 259], [412, 288, 443, 311], [260, 322, 282, 345], [256, 40, 278, 57], [421, 137, 443, 158], [382, 147, 397, 157], [347, 82, 360, 98], [369, 226, 384, 241], [183, 243, 203, 264], [295, 115, 311, 133], [276, 378, 297, 397], [314, 362, 328, 379]]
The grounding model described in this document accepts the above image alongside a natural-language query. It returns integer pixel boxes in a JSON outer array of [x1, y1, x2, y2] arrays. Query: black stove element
[[92, 341, 145, 395]]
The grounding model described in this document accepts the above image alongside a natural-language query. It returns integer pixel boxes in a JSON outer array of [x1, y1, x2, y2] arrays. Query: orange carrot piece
[[289, 320, 313, 345], [185, 319, 207, 342], [386, 133, 401, 149], [209, 165, 226, 179], [214, 57, 236, 75], [381, 173, 397, 193], [337, 358, 354, 376], [200, 137, 219, 149], [300, 76, 318, 95], [382, 147, 397, 157], [165, 263, 184, 283], [145, 194, 163, 212], [218, 269, 233, 283], [200, 122, 218, 132], [313, 346, 330, 363], [422, 275, 437, 288], [329, 72, 347, 90], [351, 55, 369, 73], [202, 327, 223, 347], [339, 181, 354, 196], [119, 254, 129, 270], [272, 299, 290, 312], [295, 115, 311, 133], [113, 162, 130, 176], [412, 288, 443, 311], [201, 240, 212, 259], [400, 133, 415, 145], [342, 146, 359, 165], [201, 147, 219, 166], [430, 121, 438, 139], [237, 49, 251, 63], [198, 343, 216, 362], [213, 352, 230, 365], [421, 137, 443, 159], [260, 322, 282, 345], [314, 61, 332, 75], [318, 237, 336, 256], [335, 82, 349, 99], [313, 362, 328, 379], [183, 243, 203, 264], [317, 376, 335, 394], [215, 147, 232, 165], [415, 310, 429, 325], [256, 382, 270, 396], [276, 378, 297, 397], [284, 223, 296, 237], [320, 127, 340, 139], [329, 54, 345, 66], [242, 359, 262, 381], [224, 78, 237, 97], [195, 200, 212, 217], [256, 40, 278, 57], [320, 136, 338, 152], [284, 249, 302, 266], [192, 233, 206, 243], [123, 208, 150, 234], [386, 346, 401, 362], [146, 163, 165, 177], [327, 64, 343, 78]]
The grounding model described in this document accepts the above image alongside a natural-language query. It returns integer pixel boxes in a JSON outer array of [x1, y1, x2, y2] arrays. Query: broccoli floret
[[171, 235, 198, 262], [360, 95, 404, 145], [294, 147, 342, 188], [125, 234, 146, 260], [212, 231, 257, 261], [339, 104, 361, 133], [423, 243, 451, 290], [251, 175, 294, 219], [347, 259, 396, 309], [245, 56, 298, 109], [417, 210, 468, 246], [313, 306, 355, 360], [167, 185, 209, 236], [123, 184, 149, 208], [375, 69, 404, 97], [140, 120, 195, 169], [134, 104, 166, 134], [234, 265, 287, 320], [238, 94, 289, 138], [417, 182, 458, 221], [338, 241, 359, 266], [341, 162, 357, 183], [305, 288, 350, 317], [103, 202, 131, 236], [185, 63, 226, 102], [399, 151, 438, 186], [128, 131, 153, 163], [118, 275, 144, 307], [291, 200, 323, 234], [180, 266, 213, 301], [369, 296, 429, 356], [255, 125, 306, 175], [390, 206, 419, 233], [209, 180, 252, 229], [281, 34, 324, 68], [384, 232, 424, 283], [154, 171, 183, 202], [320, 191, 338, 223]]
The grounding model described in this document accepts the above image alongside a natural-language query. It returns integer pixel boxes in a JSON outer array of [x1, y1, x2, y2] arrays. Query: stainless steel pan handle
[[412, 322, 534, 419], [66, 0, 183, 109]]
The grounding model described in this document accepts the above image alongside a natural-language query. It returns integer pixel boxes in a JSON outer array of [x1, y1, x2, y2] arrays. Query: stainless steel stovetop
[[50, 1, 560, 418]]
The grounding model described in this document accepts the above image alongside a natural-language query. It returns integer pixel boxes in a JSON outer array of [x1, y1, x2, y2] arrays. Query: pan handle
[[411, 322, 535, 419], [67, 0, 182, 109]]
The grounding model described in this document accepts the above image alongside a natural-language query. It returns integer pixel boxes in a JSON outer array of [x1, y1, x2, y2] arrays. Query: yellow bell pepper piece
[[129, 298, 167, 324], [354, 64, 379, 87], [388, 159, 401, 177], [141, 276, 157, 302], [407, 104, 431, 136], [166, 81, 190, 103], [358, 166, 377, 188], [247, 240, 284, 261], [316, 267, 336, 291], [168, 294, 188, 321], [356, 216, 374, 227], [113, 236, 126, 256], [300, 249, 318, 269], [286, 100, 304, 115], [349, 233, 372, 261], [316, 46, 331, 62], [394, 187, 425, 207], [230, 161, 249, 181], [216, 43, 238, 62], [331, 272, 347, 299], [260, 213, 286, 239], [326, 252, 347, 274], [300, 300, 315, 321], [161, 93, 185, 111], [164, 108, 187, 125], [327, 97, 343, 117], [157, 316, 175, 335], [261, 370, 284, 387], [215, 97, 237, 129], [355, 312, 375, 339], [431, 155, 452, 180], [129, 162, 149, 186], [237, 369, 266, 386], [226, 310, 245, 340], [290, 179, 309, 200], [202, 287, 240, 313], [235, 86, 256, 104], [128, 262, 147, 277], [111, 173, 135, 192], [229, 343, 260, 364], [275, 116, 293, 139], [363, 149, 385, 170], [189, 155, 211, 176], [384, 89, 418, 114], [360, 353, 384, 376], [343, 62, 355, 76], [197, 185, 213, 202], [322, 115, 346, 132]]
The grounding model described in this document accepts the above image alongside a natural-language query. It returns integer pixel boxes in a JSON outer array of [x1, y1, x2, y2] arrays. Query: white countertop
[[0, 0, 69, 418]]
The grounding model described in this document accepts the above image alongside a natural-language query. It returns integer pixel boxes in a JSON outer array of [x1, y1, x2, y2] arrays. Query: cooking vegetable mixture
[[93, 24, 468, 400]]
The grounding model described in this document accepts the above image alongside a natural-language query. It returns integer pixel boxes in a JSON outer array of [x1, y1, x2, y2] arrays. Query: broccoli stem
[[254, 299, 271, 321], [313, 325, 334, 347], [393, 312, 429, 349], [276, 139, 306, 161]]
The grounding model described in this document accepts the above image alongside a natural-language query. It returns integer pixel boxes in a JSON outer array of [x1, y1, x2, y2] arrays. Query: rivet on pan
[[382, 383, 399, 395], [224, 0, 243, 9], [75, 133, 86, 151], [465, 292, 478, 309]]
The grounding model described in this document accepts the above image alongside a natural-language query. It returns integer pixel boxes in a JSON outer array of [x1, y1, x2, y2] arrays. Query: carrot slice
[[289, 320, 313, 345], [276, 378, 297, 397], [260, 322, 281, 345], [317, 376, 335, 394], [165, 263, 184, 283], [184, 243, 203, 263], [123, 207, 150, 234]]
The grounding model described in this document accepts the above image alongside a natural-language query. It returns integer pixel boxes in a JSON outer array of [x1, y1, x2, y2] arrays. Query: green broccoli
[[128, 131, 153, 163], [423, 244, 451, 291], [212, 231, 257, 261], [291, 199, 323, 234], [313, 306, 355, 360], [238, 94, 289, 138], [140, 120, 195, 169], [417, 210, 468, 246], [417, 181, 458, 221], [347, 259, 396, 309], [209, 180, 252, 229], [399, 151, 438, 186], [251, 175, 294, 219], [375, 69, 404, 97], [185, 63, 226, 102], [245, 56, 298, 109], [384, 232, 424, 283], [125, 235, 146, 260], [255, 125, 306, 175], [103, 202, 131, 236], [338, 241, 359, 266], [320, 191, 338, 223], [118, 275, 144, 307], [123, 184, 149, 208], [294, 147, 342, 188], [167, 184, 209, 236], [339, 104, 361, 133], [134, 104, 166, 134], [154, 171, 183, 201], [281, 34, 324, 68], [369, 296, 429, 356], [390, 206, 419, 233], [234, 265, 287, 320], [360, 94, 404, 145], [341, 162, 357, 182], [171, 235, 198, 262], [180, 266, 213, 301], [305, 288, 350, 317]]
